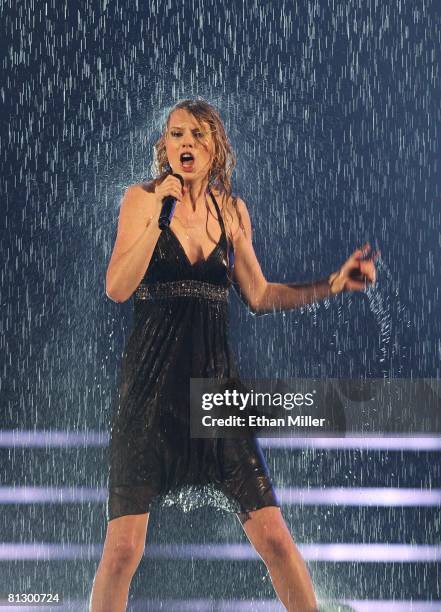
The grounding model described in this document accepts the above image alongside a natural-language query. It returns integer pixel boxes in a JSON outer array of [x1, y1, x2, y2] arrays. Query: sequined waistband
[[134, 280, 229, 302]]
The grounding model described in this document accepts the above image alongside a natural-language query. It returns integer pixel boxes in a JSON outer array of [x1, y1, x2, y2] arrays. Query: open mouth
[[180, 152, 195, 170]]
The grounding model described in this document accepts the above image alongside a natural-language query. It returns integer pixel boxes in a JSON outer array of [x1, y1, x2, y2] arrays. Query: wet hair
[[146, 98, 246, 280]]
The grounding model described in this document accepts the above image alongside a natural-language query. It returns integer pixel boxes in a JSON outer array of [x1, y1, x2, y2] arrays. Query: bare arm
[[231, 198, 376, 316], [105, 185, 162, 303], [250, 277, 338, 315]]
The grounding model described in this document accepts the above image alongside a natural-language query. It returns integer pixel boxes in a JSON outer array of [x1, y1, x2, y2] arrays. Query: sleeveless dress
[[106, 187, 280, 522]]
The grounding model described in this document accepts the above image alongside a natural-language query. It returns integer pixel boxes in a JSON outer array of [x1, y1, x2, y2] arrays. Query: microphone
[[158, 173, 185, 230]]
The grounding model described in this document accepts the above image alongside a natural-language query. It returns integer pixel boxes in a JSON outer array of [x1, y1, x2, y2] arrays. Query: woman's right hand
[[153, 174, 186, 214]]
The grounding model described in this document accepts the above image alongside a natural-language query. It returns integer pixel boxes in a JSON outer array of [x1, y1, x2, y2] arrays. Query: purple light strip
[[299, 543, 441, 562], [60, 601, 286, 612], [0, 543, 439, 562], [258, 436, 441, 451], [0, 543, 102, 561], [129, 601, 441, 612], [345, 603, 441, 612], [1, 486, 439, 507], [0, 430, 107, 448], [1, 431, 441, 451], [276, 487, 441, 506], [41, 600, 441, 612], [0, 487, 105, 503]]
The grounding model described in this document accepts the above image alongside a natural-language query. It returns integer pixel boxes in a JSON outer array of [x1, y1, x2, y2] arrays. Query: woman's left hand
[[329, 242, 380, 294]]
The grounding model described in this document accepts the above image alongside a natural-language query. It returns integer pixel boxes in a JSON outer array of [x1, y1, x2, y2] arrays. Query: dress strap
[[207, 187, 235, 273], [207, 188, 227, 242]]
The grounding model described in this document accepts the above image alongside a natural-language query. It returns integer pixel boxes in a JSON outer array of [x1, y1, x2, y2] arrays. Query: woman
[[89, 99, 378, 612]]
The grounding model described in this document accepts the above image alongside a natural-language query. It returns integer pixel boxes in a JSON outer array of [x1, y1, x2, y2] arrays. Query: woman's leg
[[237, 506, 318, 612], [89, 513, 149, 612]]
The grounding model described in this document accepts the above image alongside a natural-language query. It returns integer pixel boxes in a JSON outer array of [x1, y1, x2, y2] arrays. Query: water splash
[[291, 254, 413, 378]]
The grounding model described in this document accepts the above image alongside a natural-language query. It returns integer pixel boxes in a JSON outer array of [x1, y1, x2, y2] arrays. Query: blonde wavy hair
[[146, 99, 246, 276]]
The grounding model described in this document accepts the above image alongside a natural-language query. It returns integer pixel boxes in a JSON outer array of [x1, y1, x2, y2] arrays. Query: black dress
[[106, 187, 280, 522]]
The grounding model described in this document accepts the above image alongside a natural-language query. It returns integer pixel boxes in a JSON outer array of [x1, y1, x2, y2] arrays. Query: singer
[[89, 99, 378, 611]]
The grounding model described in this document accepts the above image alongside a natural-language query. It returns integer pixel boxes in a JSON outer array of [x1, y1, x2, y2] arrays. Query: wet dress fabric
[[106, 188, 280, 521]]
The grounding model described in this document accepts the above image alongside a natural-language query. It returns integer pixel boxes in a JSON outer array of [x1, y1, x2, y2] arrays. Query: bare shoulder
[[235, 196, 252, 234], [211, 189, 252, 242], [125, 181, 155, 200], [226, 194, 252, 245], [108, 183, 156, 269], [112, 183, 157, 240], [120, 182, 155, 213]]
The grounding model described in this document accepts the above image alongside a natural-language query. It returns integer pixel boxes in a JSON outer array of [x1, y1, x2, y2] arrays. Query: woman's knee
[[101, 514, 148, 575], [257, 529, 294, 563], [102, 537, 144, 575], [242, 507, 294, 562]]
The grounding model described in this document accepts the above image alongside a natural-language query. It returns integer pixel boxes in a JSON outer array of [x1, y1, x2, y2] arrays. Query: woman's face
[[165, 109, 214, 182]]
